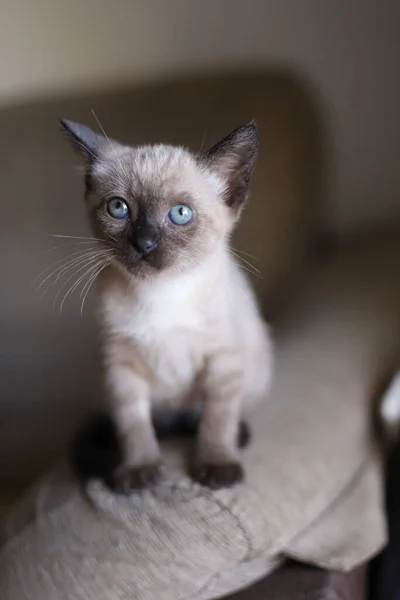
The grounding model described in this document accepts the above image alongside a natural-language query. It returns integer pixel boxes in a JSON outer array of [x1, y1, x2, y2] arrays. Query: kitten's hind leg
[[69, 412, 121, 483], [70, 410, 162, 494], [237, 420, 251, 449], [152, 407, 202, 440], [69, 410, 250, 490], [71, 412, 162, 491], [153, 407, 251, 448]]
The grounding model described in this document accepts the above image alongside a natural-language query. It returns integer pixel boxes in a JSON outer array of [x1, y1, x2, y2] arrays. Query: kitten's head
[[60, 118, 258, 279]]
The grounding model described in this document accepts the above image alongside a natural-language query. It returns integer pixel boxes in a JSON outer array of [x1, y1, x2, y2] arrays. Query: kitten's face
[[87, 145, 233, 278], [61, 120, 258, 280]]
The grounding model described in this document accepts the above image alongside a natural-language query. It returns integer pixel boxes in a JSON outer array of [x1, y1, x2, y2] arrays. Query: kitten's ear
[[59, 119, 106, 162], [201, 121, 259, 217]]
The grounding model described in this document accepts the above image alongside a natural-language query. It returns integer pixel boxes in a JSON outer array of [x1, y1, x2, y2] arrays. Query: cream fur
[[99, 244, 273, 471]]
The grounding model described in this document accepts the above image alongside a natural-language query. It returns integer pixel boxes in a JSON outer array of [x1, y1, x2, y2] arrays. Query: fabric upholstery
[[1, 229, 399, 600]]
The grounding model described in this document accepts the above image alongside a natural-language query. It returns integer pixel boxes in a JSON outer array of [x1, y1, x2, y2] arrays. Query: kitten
[[61, 119, 273, 492]]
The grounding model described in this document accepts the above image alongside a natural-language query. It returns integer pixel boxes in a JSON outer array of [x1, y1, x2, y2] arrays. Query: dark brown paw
[[191, 461, 244, 489], [109, 462, 162, 494]]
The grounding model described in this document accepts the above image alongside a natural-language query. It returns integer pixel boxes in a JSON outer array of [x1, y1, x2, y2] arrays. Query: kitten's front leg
[[106, 365, 161, 493], [191, 353, 245, 489]]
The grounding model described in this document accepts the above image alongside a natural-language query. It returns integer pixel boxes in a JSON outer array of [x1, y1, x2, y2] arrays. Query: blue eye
[[168, 204, 193, 225], [107, 197, 129, 219]]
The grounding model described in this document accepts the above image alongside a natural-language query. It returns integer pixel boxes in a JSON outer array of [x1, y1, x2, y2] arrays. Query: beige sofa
[[1, 70, 399, 599]]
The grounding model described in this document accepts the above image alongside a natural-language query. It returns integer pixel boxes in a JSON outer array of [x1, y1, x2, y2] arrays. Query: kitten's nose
[[133, 234, 157, 255]]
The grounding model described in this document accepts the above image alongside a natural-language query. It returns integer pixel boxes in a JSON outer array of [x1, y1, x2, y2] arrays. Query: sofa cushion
[[1, 229, 399, 600]]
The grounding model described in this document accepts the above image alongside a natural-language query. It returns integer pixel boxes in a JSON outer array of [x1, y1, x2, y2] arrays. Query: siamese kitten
[[61, 119, 273, 492]]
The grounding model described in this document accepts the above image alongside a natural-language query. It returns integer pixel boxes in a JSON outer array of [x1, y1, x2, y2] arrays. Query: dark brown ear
[[59, 119, 106, 162], [201, 121, 259, 217]]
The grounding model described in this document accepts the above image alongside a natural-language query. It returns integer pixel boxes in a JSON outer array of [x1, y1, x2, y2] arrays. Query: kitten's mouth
[[136, 250, 158, 268], [118, 250, 161, 278]]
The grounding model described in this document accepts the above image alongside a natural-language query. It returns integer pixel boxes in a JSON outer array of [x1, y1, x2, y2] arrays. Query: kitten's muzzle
[[131, 222, 159, 256], [133, 234, 157, 255]]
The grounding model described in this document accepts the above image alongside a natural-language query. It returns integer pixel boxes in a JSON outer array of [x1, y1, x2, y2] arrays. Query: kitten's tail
[[70, 410, 250, 483]]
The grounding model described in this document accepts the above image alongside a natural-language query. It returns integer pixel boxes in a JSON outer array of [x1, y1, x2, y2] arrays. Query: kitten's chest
[[104, 287, 209, 402], [125, 292, 206, 342], [133, 301, 207, 403]]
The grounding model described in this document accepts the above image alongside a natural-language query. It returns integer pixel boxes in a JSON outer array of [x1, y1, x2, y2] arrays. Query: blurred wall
[[1, 0, 399, 229]]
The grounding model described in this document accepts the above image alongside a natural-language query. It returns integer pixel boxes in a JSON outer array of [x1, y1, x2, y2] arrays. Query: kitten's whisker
[[38, 250, 107, 293], [46, 255, 101, 297], [236, 263, 264, 280], [51, 255, 104, 307], [74, 141, 97, 161], [198, 127, 209, 153], [231, 247, 260, 262], [60, 260, 105, 314], [233, 256, 260, 275], [90, 109, 129, 179], [229, 250, 261, 276], [79, 268, 97, 300], [48, 234, 103, 242], [79, 256, 110, 299], [58, 257, 106, 313], [53, 250, 111, 285], [35, 248, 102, 288], [45, 241, 101, 253], [80, 260, 111, 315], [230, 248, 260, 269]]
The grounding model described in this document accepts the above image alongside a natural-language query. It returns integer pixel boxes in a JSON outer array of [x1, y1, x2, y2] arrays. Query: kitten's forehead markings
[[94, 144, 226, 208]]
